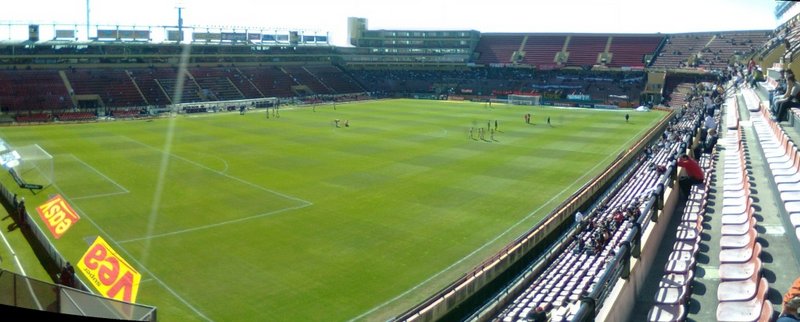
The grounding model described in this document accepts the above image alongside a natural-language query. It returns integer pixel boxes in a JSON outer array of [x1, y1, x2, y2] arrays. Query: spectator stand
[[476, 101, 702, 322], [645, 98, 720, 321], [689, 79, 800, 322]]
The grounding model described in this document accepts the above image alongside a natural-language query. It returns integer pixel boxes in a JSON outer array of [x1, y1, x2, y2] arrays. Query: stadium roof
[[1, 0, 779, 46]]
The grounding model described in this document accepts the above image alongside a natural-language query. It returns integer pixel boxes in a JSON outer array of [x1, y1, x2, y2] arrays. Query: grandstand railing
[[392, 109, 675, 322], [0, 268, 157, 320]]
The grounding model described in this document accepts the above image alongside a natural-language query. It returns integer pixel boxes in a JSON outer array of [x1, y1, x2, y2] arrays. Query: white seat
[[647, 304, 686, 322], [720, 242, 760, 264], [721, 211, 751, 225], [653, 285, 688, 305], [719, 256, 761, 282], [721, 217, 756, 236], [717, 269, 760, 301], [720, 227, 755, 249]]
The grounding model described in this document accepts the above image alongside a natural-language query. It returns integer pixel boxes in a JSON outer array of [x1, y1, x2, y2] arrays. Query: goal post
[[14, 144, 54, 187], [507, 94, 541, 106]]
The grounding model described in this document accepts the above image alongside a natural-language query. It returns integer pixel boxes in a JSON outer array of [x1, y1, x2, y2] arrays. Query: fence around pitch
[[0, 180, 157, 321]]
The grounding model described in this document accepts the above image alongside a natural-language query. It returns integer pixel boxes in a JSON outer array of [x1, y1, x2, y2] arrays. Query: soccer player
[[547, 116, 551, 126], [468, 127, 474, 140], [494, 120, 498, 131], [625, 113, 630, 123]]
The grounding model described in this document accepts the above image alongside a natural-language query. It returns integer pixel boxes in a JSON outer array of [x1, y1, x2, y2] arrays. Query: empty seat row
[[647, 92, 725, 322], [717, 121, 769, 322], [753, 91, 800, 244]]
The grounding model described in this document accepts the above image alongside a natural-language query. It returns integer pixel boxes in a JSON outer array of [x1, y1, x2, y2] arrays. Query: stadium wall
[[395, 110, 675, 321]]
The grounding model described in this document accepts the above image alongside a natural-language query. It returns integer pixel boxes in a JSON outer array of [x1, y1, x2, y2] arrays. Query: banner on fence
[[36, 194, 80, 239], [78, 236, 141, 303]]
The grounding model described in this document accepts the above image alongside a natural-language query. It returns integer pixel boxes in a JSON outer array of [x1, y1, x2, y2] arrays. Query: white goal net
[[14, 144, 54, 187], [508, 94, 541, 106]]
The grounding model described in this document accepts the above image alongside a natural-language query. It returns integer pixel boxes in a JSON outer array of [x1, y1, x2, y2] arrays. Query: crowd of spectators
[[573, 201, 642, 256], [349, 68, 646, 104]]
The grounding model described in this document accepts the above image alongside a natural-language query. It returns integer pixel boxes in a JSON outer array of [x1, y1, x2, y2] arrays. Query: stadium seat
[[720, 241, 761, 264], [720, 228, 756, 249], [653, 285, 689, 305], [663, 259, 694, 275], [647, 303, 686, 322], [721, 217, 757, 236], [716, 278, 768, 322], [658, 271, 695, 288], [719, 256, 761, 282], [721, 207, 754, 226]]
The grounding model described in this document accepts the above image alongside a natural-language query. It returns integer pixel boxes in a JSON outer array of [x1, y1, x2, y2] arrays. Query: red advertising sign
[[36, 195, 80, 239]]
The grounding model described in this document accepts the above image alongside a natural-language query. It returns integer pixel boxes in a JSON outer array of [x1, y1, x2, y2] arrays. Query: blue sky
[[1, 0, 780, 46]]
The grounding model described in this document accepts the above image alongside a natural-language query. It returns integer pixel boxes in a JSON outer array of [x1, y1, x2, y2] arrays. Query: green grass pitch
[[0, 99, 665, 321]]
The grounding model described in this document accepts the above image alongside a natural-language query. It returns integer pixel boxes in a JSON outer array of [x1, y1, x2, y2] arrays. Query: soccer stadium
[[0, 2, 800, 322]]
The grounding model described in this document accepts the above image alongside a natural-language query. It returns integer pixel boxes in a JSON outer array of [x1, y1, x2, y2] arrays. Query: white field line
[[70, 191, 130, 201], [0, 223, 44, 310], [117, 203, 310, 244], [62, 154, 130, 193], [347, 115, 662, 321], [48, 183, 213, 321], [54, 154, 130, 201], [121, 136, 312, 206]]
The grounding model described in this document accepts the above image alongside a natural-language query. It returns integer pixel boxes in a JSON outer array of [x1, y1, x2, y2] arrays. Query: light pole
[[176, 5, 184, 43], [86, 0, 90, 41]]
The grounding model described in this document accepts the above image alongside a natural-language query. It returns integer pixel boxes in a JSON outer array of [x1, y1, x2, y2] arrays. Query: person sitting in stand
[[774, 71, 800, 122], [573, 238, 585, 255], [586, 238, 597, 256], [613, 210, 625, 227], [677, 154, 705, 198], [527, 305, 548, 322], [693, 128, 718, 159], [778, 296, 800, 322]]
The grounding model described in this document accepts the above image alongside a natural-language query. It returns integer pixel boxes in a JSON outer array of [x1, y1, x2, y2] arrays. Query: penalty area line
[[58, 154, 131, 193], [121, 136, 313, 206], [70, 191, 130, 201], [117, 203, 311, 244]]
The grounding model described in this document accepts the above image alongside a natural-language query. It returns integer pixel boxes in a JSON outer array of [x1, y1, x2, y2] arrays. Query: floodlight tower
[[176, 5, 184, 43], [86, 0, 90, 41]]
